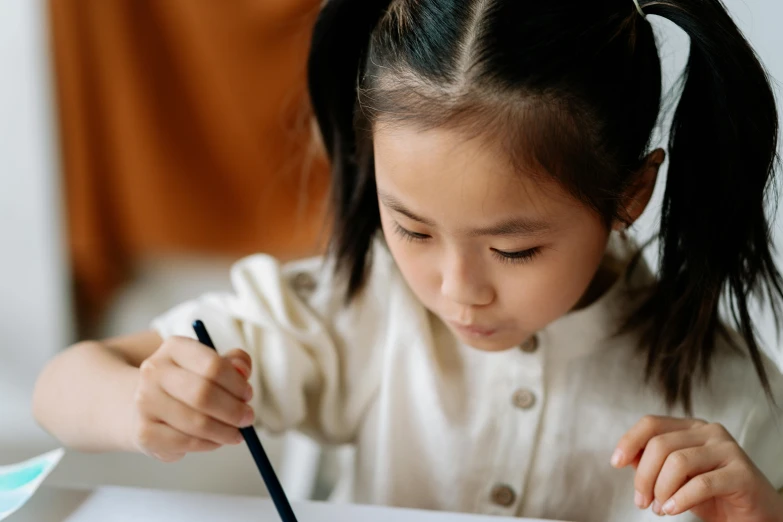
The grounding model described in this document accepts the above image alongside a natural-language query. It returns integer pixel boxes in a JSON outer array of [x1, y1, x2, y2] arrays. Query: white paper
[[36, 486, 571, 522], [0, 448, 65, 520]]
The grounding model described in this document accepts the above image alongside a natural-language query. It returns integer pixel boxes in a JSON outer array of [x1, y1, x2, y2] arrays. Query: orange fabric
[[49, 1, 331, 328]]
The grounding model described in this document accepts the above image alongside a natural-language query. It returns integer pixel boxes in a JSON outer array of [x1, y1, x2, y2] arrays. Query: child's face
[[374, 126, 612, 352]]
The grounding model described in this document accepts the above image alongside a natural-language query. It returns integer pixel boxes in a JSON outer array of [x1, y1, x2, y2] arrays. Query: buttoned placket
[[482, 334, 545, 516]]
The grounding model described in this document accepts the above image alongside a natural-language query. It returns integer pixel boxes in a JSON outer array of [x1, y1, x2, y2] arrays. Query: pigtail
[[308, 0, 393, 298], [633, 0, 782, 411]]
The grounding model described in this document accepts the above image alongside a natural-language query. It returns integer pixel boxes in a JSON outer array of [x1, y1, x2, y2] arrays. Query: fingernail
[[611, 449, 624, 467], [662, 499, 675, 515], [243, 385, 253, 402], [234, 432, 244, 444], [652, 500, 663, 516], [240, 409, 254, 427], [634, 490, 645, 509]]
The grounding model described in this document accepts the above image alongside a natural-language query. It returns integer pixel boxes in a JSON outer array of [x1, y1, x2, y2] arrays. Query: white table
[[12, 486, 563, 522]]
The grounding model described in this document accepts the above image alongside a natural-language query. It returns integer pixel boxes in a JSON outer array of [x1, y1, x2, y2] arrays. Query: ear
[[612, 148, 665, 231]]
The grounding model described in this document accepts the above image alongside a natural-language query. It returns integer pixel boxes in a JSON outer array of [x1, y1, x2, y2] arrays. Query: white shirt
[[152, 237, 783, 522]]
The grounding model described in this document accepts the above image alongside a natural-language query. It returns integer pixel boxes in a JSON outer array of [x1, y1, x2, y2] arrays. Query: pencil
[[192, 319, 299, 522]]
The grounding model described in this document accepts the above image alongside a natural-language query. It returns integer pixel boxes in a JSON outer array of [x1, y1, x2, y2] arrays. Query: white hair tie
[[632, 0, 647, 18]]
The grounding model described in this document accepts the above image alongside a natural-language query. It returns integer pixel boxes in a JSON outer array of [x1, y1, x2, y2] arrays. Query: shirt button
[[520, 335, 539, 353], [490, 484, 517, 507], [512, 388, 536, 410], [291, 272, 317, 294]]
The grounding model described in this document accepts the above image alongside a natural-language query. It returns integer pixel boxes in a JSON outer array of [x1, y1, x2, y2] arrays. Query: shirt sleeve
[[150, 245, 394, 445], [737, 361, 783, 492]]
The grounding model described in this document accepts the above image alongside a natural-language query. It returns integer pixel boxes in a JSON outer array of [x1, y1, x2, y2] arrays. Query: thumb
[[223, 349, 252, 379]]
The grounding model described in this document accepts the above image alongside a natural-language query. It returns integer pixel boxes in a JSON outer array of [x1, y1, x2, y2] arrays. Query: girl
[[33, 0, 783, 520]]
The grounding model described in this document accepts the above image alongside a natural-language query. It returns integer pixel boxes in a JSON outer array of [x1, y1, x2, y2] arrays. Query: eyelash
[[393, 223, 542, 265], [491, 247, 541, 265], [393, 223, 430, 243]]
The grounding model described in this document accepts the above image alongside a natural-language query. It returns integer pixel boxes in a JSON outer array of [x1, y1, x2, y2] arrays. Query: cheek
[[502, 224, 609, 328], [379, 211, 437, 298]]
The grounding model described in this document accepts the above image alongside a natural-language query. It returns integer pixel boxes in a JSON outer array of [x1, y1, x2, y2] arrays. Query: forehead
[[372, 125, 579, 227]]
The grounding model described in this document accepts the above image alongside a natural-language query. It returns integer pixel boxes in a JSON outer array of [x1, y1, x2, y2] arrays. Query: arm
[[33, 330, 254, 461], [32, 331, 161, 452], [34, 246, 389, 457], [150, 252, 390, 444]]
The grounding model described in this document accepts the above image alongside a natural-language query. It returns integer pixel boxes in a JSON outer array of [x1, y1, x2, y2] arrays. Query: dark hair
[[308, 0, 782, 412]]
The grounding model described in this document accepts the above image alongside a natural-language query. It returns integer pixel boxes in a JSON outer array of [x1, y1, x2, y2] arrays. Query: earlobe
[[646, 148, 666, 171]]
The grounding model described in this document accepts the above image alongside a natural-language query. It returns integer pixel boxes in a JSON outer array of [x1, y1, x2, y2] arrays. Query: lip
[[447, 321, 498, 337]]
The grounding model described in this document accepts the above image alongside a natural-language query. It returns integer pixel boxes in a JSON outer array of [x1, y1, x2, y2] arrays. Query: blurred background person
[[51, 0, 330, 338]]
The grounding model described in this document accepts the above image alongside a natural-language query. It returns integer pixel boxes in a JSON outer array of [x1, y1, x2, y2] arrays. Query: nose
[[440, 252, 494, 307]]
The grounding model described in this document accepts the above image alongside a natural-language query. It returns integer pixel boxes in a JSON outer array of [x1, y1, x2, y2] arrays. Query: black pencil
[[192, 319, 299, 522]]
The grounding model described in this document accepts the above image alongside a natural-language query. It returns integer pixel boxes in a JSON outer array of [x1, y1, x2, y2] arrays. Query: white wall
[[0, 0, 72, 448], [634, 0, 783, 368], [0, 0, 73, 370]]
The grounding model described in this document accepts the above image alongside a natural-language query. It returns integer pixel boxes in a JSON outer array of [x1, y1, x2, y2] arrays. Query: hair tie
[[632, 0, 647, 18]]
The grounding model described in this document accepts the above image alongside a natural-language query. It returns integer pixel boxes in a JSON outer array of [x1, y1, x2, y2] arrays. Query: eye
[[393, 222, 431, 243], [492, 247, 541, 265]]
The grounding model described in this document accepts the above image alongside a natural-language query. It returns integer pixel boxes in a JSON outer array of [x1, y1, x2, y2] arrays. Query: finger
[[147, 386, 245, 446], [652, 443, 729, 513], [160, 364, 255, 428], [135, 420, 222, 456], [224, 348, 252, 381], [634, 428, 711, 509], [165, 337, 253, 401], [612, 415, 706, 469], [659, 465, 742, 516]]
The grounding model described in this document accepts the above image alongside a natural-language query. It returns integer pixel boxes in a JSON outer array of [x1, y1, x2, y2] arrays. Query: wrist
[[113, 366, 142, 453]]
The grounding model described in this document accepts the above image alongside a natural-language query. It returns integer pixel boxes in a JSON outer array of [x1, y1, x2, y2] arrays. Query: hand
[[129, 336, 255, 462], [611, 416, 783, 521]]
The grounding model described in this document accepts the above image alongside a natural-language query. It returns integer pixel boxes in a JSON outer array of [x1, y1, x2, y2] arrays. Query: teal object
[[0, 449, 64, 520], [0, 462, 46, 490]]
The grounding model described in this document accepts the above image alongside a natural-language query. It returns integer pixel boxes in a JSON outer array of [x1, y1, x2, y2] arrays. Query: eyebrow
[[378, 191, 552, 237]]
